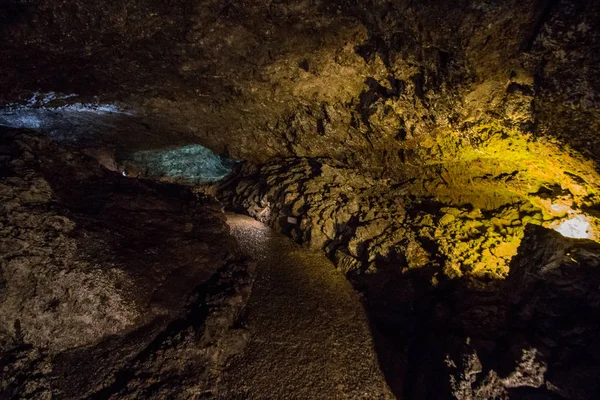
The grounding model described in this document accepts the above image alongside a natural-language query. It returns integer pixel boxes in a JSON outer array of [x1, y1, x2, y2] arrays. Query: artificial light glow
[[257, 205, 271, 221], [122, 145, 236, 183], [554, 215, 593, 239], [550, 203, 570, 213]]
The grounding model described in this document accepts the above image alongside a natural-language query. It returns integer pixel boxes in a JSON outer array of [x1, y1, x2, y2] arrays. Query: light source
[[554, 215, 593, 239]]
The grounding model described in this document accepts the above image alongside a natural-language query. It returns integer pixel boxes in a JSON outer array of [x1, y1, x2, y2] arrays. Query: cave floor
[[217, 214, 393, 399]]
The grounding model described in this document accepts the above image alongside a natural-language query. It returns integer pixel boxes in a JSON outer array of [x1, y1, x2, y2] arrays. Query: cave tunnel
[[1, 0, 600, 399]]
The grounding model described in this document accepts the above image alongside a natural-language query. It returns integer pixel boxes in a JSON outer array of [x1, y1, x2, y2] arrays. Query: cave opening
[[2, 1, 600, 399], [0, 92, 238, 185]]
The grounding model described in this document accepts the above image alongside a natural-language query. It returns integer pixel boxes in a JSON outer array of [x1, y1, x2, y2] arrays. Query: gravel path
[[217, 214, 393, 399]]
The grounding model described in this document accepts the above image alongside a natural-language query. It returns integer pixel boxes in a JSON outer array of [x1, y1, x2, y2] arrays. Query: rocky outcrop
[[219, 159, 600, 399], [0, 129, 254, 398], [218, 155, 598, 281], [418, 225, 600, 399]]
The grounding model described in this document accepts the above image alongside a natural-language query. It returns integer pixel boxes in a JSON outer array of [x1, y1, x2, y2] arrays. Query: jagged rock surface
[[2, 1, 600, 399], [429, 225, 600, 400], [218, 156, 596, 280], [0, 129, 254, 399], [221, 162, 600, 398], [0, 0, 598, 172], [219, 159, 600, 399]]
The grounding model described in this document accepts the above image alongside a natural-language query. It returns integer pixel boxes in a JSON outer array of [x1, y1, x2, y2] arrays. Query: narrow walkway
[[217, 214, 393, 399]]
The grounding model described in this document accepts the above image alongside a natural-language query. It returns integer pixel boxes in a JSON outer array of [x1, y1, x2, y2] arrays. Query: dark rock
[[0, 0, 598, 170], [0, 129, 254, 398], [416, 225, 600, 399]]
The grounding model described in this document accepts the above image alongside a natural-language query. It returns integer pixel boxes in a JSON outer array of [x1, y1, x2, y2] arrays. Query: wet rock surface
[[0, 129, 254, 398]]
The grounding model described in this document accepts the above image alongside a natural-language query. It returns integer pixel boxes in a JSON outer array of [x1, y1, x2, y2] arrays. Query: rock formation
[[1, 0, 600, 398], [407, 225, 600, 399], [217, 148, 600, 399], [1, 1, 598, 166], [0, 129, 253, 398]]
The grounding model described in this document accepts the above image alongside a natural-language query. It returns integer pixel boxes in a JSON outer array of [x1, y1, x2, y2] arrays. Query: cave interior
[[1, 0, 600, 399]]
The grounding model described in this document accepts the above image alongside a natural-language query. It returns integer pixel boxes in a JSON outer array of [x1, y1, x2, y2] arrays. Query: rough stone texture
[[219, 158, 600, 399], [0, 0, 598, 172], [428, 225, 600, 400], [0, 129, 254, 398], [218, 156, 598, 280], [4, 0, 600, 281], [2, 1, 600, 399], [218, 214, 393, 399], [2, 2, 599, 269]]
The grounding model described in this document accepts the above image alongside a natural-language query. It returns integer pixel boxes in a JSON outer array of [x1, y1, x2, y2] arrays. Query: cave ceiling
[[2, 0, 600, 271], [0, 1, 597, 159]]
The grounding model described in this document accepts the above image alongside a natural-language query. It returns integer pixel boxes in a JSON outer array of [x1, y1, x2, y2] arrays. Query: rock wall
[[220, 160, 600, 399], [2, 0, 600, 398], [0, 129, 254, 398], [218, 151, 600, 280], [425, 225, 600, 399], [1, 1, 598, 173]]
